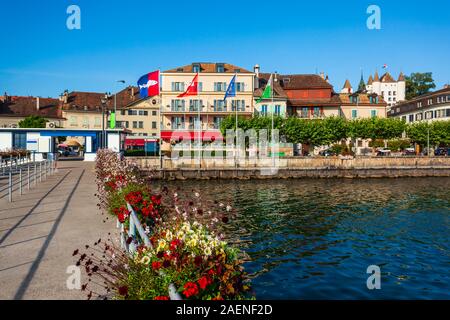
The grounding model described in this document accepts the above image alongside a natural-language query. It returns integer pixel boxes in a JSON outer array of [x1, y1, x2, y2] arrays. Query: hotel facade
[[159, 63, 255, 141]]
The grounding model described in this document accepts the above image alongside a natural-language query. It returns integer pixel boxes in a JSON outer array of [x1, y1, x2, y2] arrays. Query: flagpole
[[271, 73, 275, 167], [235, 73, 238, 168], [197, 73, 201, 171], [158, 69, 162, 170]]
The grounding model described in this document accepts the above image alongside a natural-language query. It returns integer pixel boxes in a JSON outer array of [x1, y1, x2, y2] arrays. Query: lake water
[[157, 177, 450, 299]]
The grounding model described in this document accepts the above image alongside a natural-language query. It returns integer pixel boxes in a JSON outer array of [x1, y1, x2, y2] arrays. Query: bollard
[[8, 171, 12, 202], [19, 168, 23, 195], [27, 164, 30, 190]]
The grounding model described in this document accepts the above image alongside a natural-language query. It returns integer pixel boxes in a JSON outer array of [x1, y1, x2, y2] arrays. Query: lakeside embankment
[[128, 156, 450, 180]]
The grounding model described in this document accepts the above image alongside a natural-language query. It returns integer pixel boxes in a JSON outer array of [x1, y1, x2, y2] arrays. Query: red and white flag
[[177, 73, 198, 97]]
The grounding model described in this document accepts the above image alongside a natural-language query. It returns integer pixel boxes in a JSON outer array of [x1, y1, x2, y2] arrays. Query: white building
[[366, 71, 406, 109], [388, 86, 450, 123]]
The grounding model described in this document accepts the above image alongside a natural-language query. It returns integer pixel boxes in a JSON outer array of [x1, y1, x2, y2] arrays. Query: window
[[152, 121, 157, 129], [133, 121, 144, 129], [171, 82, 185, 92], [120, 110, 126, 115], [152, 110, 157, 116], [192, 63, 200, 73], [231, 100, 245, 112], [236, 82, 245, 92], [198, 82, 203, 92], [388, 91, 391, 96], [371, 110, 377, 118], [417, 101, 422, 108], [213, 100, 227, 111], [301, 107, 309, 118], [261, 105, 268, 115], [427, 98, 433, 105], [352, 109, 358, 119], [409, 114, 414, 122], [13, 133, 26, 149], [138, 110, 148, 116], [189, 116, 201, 129], [214, 82, 227, 92], [313, 107, 321, 117], [213, 117, 223, 129], [171, 116, 185, 129], [416, 113, 423, 121], [393, 91, 396, 96], [128, 109, 138, 116], [94, 117, 101, 127], [216, 63, 224, 73], [189, 99, 203, 111], [274, 105, 281, 116], [82, 116, 89, 126], [171, 99, 185, 111]]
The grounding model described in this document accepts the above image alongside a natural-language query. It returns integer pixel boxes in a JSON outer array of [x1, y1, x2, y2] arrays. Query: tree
[[18, 115, 47, 128], [405, 72, 436, 100]]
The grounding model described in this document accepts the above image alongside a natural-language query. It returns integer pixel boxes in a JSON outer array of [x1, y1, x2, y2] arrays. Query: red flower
[[170, 239, 181, 251], [182, 282, 199, 298], [151, 261, 162, 270], [151, 194, 162, 205], [118, 286, 128, 296], [197, 276, 211, 290], [154, 296, 169, 300], [117, 212, 126, 223], [208, 268, 216, 276]]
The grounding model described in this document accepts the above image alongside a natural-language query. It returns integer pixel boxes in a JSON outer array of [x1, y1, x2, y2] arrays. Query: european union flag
[[223, 74, 236, 101]]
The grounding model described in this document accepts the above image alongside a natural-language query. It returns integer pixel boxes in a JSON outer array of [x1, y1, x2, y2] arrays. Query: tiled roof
[[339, 93, 387, 105], [0, 96, 63, 118], [163, 63, 252, 74], [374, 71, 380, 82], [273, 73, 333, 89], [367, 75, 373, 85], [343, 79, 352, 89], [398, 72, 405, 81], [287, 94, 342, 107], [380, 72, 395, 83], [254, 74, 288, 98], [62, 87, 141, 112]]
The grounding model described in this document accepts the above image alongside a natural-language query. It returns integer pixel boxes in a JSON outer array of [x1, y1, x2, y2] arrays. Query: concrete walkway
[[0, 161, 115, 300]]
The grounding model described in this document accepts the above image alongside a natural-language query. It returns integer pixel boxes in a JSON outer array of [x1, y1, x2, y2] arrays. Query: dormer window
[[234, 69, 241, 73], [216, 63, 225, 73], [192, 64, 201, 73], [176, 68, 183, 72]]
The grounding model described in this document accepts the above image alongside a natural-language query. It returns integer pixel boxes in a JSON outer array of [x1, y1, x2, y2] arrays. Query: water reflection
[[155, 178, 450, 299]]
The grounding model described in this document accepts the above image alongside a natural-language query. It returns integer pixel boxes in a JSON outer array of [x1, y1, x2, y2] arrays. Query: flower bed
[[86, 149, 252, 300]]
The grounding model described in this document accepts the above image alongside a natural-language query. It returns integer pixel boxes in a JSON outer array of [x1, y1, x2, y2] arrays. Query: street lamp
[[101, 93, 109, 148], [113, 80, 126, 129]]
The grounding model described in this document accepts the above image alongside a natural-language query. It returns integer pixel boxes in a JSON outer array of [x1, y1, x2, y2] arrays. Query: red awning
[[125, 138, 145, 147], [161, 131, 223, 142]]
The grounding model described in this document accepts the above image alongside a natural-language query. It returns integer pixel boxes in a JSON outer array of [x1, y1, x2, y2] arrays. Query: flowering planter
[[117, 203, 182, 300]]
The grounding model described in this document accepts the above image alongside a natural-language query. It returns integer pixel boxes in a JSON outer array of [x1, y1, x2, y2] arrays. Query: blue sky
[[1, 0, 449, 97]]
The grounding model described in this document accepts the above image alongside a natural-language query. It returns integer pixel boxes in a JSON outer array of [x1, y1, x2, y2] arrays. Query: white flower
[[204, 247, 212, 256], [194, 192, 200, 197], [226, 205, 232, 212]]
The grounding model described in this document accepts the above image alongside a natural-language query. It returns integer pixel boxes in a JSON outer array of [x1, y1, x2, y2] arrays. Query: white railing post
[[39, 161, 42, 182], [34, 163, 37, 186], [8, 171, 12, 202], [19, 168, 23, 195], [27, 164, 30, 190]]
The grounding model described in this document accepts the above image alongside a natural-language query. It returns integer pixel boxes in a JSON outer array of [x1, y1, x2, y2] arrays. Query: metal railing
[[0, 158, 55, 202], [117, 203, 182, 300]]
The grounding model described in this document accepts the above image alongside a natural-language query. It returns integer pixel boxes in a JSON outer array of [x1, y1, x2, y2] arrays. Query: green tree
[[405, 121, 450, 146], [18, 115, 47, 128], [405, 72, 436, 100]]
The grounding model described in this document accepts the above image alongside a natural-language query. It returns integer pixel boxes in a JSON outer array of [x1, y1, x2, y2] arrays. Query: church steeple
[[358, 72, 366, 92]]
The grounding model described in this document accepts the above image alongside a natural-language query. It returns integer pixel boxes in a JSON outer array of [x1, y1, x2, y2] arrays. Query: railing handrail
[[119, 203, 182, 300]]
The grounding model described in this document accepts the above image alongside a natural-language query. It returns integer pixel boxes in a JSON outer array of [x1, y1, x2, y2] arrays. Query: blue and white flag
[[223, 74, 236, 101]]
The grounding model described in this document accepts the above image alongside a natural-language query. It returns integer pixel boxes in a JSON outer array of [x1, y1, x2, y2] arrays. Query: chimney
[[36, 97, 40, 110], [2, 92, 8, 103], [444, 84, 450, 89], [254, 64, 260, 89], [320, 72, 325, 80], [130, 86, 135, 99], [325, 74, 329, 83]]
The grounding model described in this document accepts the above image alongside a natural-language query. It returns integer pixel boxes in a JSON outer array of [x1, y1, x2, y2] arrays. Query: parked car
[[319, 149, 336, 157], [434, 147, 450, 156], [403, 148, 416, 156], [376, 148, 391, 156]]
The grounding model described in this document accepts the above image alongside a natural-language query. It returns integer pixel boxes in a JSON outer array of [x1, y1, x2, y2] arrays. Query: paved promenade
[[0, 161, 114, 300]]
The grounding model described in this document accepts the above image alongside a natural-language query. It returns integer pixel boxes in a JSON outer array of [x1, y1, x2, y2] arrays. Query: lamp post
[[101, 94, 109, 149], [113, 80, 126, 129]]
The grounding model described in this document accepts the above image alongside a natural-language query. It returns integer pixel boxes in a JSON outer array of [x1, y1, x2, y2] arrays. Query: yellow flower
[[140, 256, 151, 265]]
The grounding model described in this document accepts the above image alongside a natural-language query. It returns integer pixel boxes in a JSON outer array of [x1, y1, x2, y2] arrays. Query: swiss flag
[[177, 73, 198, 97], [137, 70, 160, 98]]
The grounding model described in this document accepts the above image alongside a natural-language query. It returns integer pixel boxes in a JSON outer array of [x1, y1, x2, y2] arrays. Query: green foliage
[[406, 121, 450, 146], [405, 72, 436, 100], [18, 115, 47, 128], [387, 139, 411, 151]]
